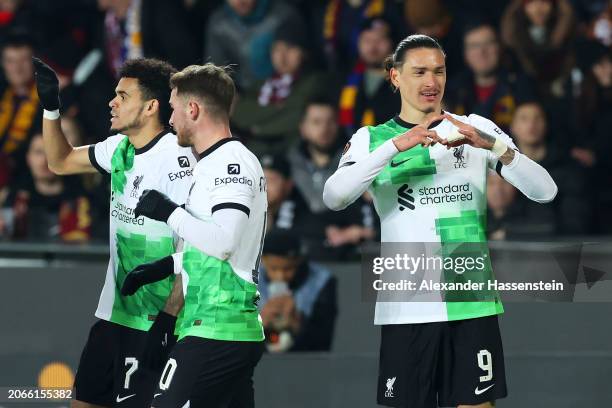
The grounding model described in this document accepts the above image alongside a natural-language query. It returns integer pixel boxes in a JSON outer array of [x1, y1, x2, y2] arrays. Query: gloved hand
[[32, 57, 61, 111], [121, 255, 174, 296], [134, 189, 179, 223]]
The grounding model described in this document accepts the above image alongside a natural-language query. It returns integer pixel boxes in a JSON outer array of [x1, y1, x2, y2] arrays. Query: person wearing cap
[[232, 16, 329, 157], [258, 228, 337, 352], [338, 17, 400, 135]]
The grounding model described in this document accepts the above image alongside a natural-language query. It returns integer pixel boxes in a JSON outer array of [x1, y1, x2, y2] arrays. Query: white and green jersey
[[89, 131, 196, 331], [174, 137, 267, 342], [340, 114, 517, 324]]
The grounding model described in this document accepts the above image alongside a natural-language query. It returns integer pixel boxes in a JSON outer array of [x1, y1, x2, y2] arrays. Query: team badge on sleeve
[[342, 142, 351, 155]]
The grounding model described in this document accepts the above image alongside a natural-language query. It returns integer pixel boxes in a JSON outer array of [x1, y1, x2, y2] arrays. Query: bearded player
[[120, 63, 267, 408]]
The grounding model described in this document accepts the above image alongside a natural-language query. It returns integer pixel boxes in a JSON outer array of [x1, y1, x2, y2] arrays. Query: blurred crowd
[[0, 0, 611, 251]]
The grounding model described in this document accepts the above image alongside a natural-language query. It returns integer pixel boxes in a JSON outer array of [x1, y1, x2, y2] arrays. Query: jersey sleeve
[[323, 126, 398, 211], [467, 114, 519, 172], [202, 154, 257, 216], [338, 126, 371, 168], [158, 148, 196, 205], [87, 134, 125, 174]]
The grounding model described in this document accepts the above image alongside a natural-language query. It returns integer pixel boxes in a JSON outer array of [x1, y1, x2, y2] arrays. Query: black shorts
[[152, 336, 265, 408], [74, 316, 177, 407], [377, 315, 507, 408]]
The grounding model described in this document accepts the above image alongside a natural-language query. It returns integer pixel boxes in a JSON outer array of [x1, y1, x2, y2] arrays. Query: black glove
[[134, 189, 179, 223], [32, 57, 61, 111], [121, 255, 174, 296], [140, 311, 178, 370]]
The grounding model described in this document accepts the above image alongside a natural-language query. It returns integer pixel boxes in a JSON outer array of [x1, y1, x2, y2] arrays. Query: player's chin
[[177, 136, 191, 148]]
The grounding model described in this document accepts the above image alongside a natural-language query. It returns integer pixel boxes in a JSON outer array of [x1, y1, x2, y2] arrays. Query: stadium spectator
[[572, 0, 611, 46], [73, 0, 198, 144], [61, 115, 109, 239], [486, 170, 555, 239], [180, 0, 225, 55], [261, 154, 295, 231], [403, 0, 465, 74], [292, 99, 376, 258], [232, 17, 328, 156], [261, 150, 375, 261], [317, 0, 405, 74], [444, 0, 512, 29], [572, 40, 612, 232], [205, 0, 302, 91], [510, 101, 590, 234], [96, 0, 197, 77], [572, 40, 612, 167], [445, 21, 534, 133], [338, 17, 400, 135], [0, 32, 40, 176], [288, 99, 342, 212], [0, 1, 33, 41], [487, 171, 520, 240], [1, 133, 91, 241], [258, 229, 337, 352], [500, 0, 576, 100]]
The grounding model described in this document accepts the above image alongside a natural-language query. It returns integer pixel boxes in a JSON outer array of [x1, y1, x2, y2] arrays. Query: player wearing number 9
[[124, 63, 267, 408], [323, 34, 557, 408]]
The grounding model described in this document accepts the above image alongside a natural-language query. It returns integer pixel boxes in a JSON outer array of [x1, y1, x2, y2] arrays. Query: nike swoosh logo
[[474, 383, 495, 395], [390, 158, 413, 167], [116, 394, 136, 403]]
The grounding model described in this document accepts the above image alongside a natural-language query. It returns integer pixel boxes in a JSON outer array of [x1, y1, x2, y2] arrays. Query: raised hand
[[442, 114, 497, 150], [392, 114, 447, 152], [32, 57, 61, 111]]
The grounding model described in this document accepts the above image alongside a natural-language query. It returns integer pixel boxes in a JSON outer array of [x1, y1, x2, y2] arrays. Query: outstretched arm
[[34, 58, 96, 175]]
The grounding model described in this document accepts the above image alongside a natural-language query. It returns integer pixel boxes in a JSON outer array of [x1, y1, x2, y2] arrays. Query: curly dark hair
[[119, 58, 177, 126]]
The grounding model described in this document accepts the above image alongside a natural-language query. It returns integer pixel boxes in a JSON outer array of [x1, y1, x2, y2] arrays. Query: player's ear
[[390, 67, 400, 91], [146, 99, 159, 116], [188, 100, 199, 121]]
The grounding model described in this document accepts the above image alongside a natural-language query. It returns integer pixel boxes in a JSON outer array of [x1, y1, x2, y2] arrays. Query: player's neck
[[127, 122, 165, 149], [193, 121, 232, 157], [398, 106, 443, 126]]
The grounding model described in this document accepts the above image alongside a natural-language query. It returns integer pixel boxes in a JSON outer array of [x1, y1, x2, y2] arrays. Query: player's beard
[[110, 106, 145, 134], [176, 127, 193, 147]]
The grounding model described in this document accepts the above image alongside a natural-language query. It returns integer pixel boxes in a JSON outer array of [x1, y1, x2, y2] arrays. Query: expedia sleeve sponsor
[[111, 201, 145, 225], [168, 169, 193, 182], [214, 176, 254, 186]]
